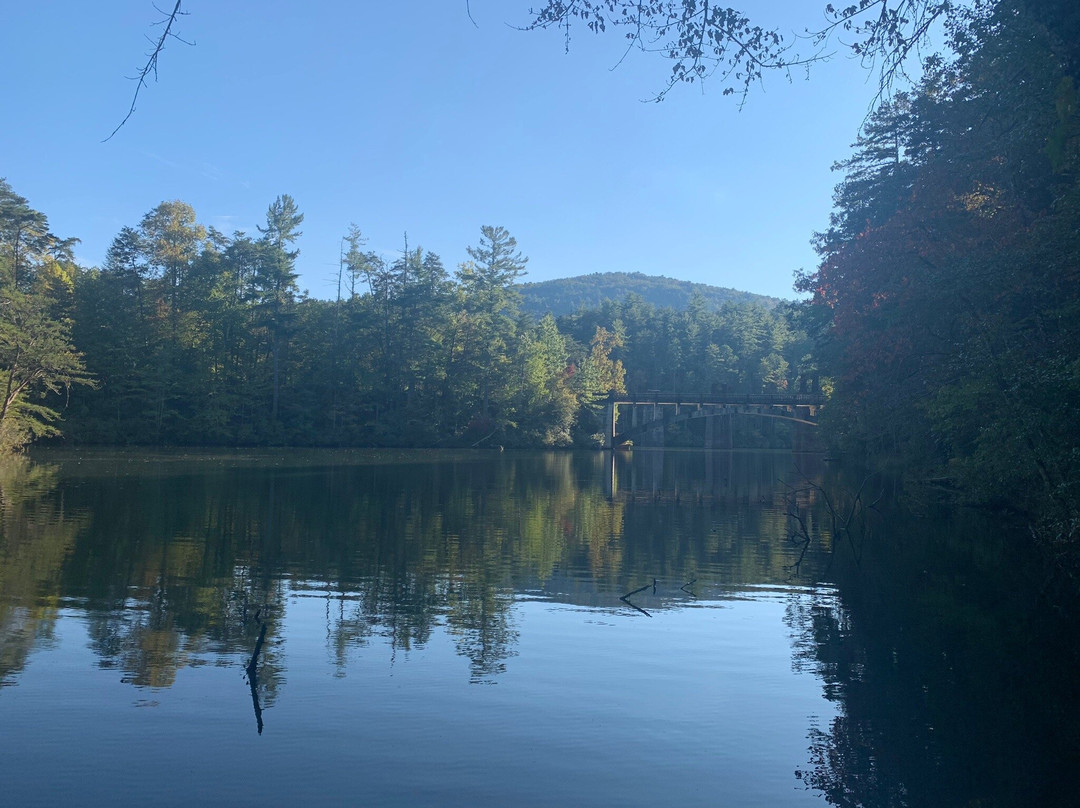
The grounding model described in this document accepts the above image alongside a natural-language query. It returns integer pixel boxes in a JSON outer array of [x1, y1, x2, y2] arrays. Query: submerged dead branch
[[245, 609, 268, 735], [783, 467, 885, 576]]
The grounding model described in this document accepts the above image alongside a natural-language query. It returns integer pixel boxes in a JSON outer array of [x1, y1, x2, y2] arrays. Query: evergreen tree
[[255, 194, 303, 426], [455, 226, 530, 434]]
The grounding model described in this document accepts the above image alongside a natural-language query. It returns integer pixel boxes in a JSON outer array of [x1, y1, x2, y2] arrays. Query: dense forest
[[1, 0, 1077, 544], [795, 0, 1080, 545], [0, 186, 808, 451]]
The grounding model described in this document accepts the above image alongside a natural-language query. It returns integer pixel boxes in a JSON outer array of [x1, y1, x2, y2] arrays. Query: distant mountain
[[517, 272, 781, 317]]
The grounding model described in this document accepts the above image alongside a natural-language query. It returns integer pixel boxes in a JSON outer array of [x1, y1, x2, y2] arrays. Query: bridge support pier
[[605, 401, 616, 449], [648, 421, 665, 448], [704, 410, 734, 450]]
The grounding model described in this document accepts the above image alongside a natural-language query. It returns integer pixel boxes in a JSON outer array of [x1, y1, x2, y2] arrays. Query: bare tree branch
[[103, 0, 192, 142]]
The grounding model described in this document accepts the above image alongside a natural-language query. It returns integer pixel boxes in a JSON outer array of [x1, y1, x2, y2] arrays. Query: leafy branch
[[521, 1, 956, 103]]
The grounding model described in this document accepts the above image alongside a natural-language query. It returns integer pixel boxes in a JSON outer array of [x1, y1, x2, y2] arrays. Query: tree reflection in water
[[0, 449, 1075, 806], [2, 450, 818, 688], [0, 457, 88, 688], [787, 497, 1080, 808]]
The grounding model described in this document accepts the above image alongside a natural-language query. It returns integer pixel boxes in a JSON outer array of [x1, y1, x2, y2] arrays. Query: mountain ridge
[[517, 271, 782, 317]]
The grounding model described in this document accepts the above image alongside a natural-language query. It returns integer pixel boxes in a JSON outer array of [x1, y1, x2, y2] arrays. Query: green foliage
[[0, 184, 93, 452], [511, 315, 578, 445], [557, 294, 809, 398], [575, 326, 627, 408]]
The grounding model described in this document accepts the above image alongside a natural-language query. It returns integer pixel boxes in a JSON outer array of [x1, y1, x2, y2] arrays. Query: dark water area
[[0, 449, 1076, 807]]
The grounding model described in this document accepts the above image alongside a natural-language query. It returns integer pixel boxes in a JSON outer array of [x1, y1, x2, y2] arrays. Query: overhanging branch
[[103, 1, 192, 142]]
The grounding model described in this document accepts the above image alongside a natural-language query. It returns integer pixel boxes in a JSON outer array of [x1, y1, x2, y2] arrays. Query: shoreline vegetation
[[0, 192, 813, 454]]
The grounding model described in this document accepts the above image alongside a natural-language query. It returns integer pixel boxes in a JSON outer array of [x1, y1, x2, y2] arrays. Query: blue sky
[[1, 1, 907, 300]]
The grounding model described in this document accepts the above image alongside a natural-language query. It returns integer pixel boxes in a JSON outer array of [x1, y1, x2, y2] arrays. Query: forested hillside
[[797, 0, 1080, 543], [518, 272, 778, 316]]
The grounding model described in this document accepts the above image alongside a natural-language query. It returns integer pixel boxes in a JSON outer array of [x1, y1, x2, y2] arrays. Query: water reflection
[[0, 457, 89, 687], [789, 506, 1080, 807], [0, 449, 1075, 806], [1, 451, 824, 718], [8, 451, 814, 687]]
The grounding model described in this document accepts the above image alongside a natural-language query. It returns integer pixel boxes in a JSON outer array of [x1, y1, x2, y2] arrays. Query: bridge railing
[[609, 391, 826, 407]]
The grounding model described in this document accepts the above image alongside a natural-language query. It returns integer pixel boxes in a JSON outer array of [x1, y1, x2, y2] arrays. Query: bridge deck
[[609, 392, 826, 407]]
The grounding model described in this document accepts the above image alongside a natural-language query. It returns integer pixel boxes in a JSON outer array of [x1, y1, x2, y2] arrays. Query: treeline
[[799, 0, 1080, 540], [0, 186, 810, 450]]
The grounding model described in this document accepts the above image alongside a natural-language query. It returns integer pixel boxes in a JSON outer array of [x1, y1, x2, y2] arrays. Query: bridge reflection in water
[[602, 445, 824, 505], [603, 392, 826, 450]]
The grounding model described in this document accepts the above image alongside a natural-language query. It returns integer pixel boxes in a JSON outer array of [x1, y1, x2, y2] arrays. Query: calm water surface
[[0, 449, 1076, 807]]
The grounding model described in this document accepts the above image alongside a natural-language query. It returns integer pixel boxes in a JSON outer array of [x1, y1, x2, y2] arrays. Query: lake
[[0, 449, 1076, 807]]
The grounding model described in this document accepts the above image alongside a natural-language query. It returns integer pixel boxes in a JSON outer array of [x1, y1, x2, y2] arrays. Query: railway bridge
[[603, 391, 826, 450]]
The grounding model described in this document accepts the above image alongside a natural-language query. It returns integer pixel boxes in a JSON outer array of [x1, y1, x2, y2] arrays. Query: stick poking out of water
[[246, 622, 267, 677], [620, 583, 653, 617]]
